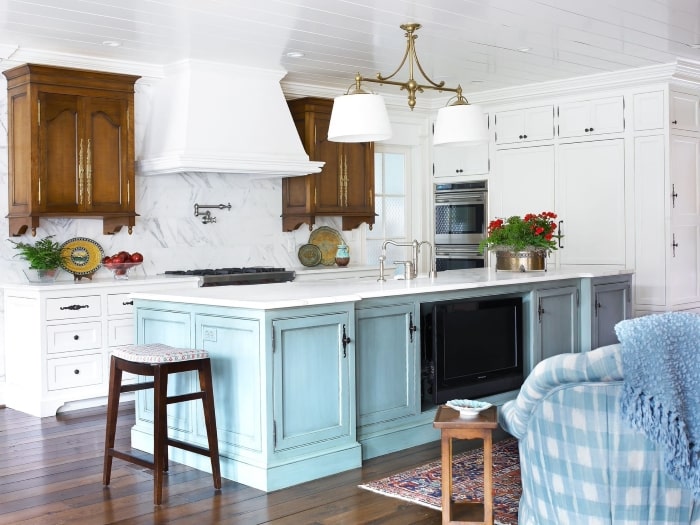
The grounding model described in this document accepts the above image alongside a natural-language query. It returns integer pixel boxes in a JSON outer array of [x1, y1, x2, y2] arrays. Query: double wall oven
[[434, 180, 487, 271]]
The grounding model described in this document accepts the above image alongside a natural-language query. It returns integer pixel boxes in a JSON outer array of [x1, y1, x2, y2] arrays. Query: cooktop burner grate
[[164, 267, 295, 286]]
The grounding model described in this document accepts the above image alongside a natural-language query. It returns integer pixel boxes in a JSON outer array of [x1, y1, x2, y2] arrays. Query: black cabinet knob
[[585, 128, 590, 132], [523, 134, 528, 139], [73, 335, 79, 340], [672, 120, 678, 124], [519, 134, 524, 139], [73, 369, 80, 375]]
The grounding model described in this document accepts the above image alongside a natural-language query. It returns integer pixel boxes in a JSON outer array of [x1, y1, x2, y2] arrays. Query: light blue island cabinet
[[129, 267, 632, 491]]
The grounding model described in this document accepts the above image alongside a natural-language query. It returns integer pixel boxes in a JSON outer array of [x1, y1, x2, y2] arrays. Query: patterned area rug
[[359, 437, 521, 525]]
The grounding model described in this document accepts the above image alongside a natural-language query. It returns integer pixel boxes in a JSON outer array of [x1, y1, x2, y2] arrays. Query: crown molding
[[0, 47, 163, 79], [464, 60, 700, 105]]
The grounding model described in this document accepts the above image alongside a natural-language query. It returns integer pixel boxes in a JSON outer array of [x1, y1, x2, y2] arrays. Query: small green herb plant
[[10, 236, 66, 270]]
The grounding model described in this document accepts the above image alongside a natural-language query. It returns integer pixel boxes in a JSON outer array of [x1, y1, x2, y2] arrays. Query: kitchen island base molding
[[130, 426, 362, 492]]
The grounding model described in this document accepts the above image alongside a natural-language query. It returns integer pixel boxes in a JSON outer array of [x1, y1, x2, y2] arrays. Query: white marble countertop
[[0, 274, 201, 292], [130, 266, 634, 310]]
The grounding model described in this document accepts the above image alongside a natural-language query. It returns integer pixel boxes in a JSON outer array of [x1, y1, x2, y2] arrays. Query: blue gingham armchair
[[499, 344, 700, 524]]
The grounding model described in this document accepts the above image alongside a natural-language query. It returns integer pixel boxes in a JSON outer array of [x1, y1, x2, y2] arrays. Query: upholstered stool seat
[[103, 343, 221, 505]]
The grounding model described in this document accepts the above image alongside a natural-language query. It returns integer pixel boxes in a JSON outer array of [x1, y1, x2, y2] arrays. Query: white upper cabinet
[[495, 105, 554, 145], [433, 142, 489, 178], [670, 91, 700, 132], [557, 96, 624, 138]]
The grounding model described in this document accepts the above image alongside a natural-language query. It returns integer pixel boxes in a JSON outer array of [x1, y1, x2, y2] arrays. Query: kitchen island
[[129, 266, 633, 491]]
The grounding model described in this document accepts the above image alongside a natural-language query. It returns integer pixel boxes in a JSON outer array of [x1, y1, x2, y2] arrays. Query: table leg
[[483, 433, 493, 525], [441, 434, 453, 524]]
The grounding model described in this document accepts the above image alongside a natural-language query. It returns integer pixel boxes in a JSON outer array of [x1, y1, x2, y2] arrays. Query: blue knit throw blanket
[[615, 312, 700, 498]]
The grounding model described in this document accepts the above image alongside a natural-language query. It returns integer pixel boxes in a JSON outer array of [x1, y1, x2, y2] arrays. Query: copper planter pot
[[495, 250, 547, 272]]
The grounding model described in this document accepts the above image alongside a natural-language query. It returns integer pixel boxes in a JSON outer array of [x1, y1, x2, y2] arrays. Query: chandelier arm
[[412, 54, 446, 89], [375, 47, 411, 83]]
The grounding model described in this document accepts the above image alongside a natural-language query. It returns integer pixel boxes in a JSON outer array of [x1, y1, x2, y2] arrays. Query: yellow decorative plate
[[308, 226, 344, 266], [60, 237, 105, 276], [298, 243, 322, 267]]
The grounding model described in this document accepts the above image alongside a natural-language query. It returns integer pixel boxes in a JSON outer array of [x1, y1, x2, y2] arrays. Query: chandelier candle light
[[327, 23, 489, 146], [478, 212, 561, 272]]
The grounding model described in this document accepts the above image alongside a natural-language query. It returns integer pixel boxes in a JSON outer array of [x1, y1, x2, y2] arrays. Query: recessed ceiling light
[[517, 47, 532, 53], [102, 40, 121, 47], [286, 51, 304, 58], [470, 80, 485, 84]]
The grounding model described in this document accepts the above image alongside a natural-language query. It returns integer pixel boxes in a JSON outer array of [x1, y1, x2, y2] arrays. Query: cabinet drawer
[[107, 293, 135, 316], [47, 354, 103, 390], [108, 318, 134, 346], [46, 295, 101, 320], [46, 322, 102, 354]]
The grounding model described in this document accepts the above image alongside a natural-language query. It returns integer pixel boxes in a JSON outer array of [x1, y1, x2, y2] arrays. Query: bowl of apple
[[102, 251, 144, 280]]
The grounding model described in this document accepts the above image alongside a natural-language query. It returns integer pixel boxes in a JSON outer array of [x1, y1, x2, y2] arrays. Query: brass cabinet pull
[[38, 178, 42, 205], [78, 139, 85, 205], [127, 179, 130, 205], [342, 155, 349, 207], [86, 138, 92, 205], [338, 156, 344, 205]]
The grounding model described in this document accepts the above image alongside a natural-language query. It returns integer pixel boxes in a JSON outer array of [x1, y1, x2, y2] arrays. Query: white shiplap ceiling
[[1, 0, 699, 96]]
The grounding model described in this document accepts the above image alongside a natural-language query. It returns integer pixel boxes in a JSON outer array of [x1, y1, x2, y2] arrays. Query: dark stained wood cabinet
[[283, 97, 375, 231], [4, 64, 140, 236]]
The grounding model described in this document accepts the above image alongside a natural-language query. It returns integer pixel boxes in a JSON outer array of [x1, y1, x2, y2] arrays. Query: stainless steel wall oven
[[434, 180, 487, 271]]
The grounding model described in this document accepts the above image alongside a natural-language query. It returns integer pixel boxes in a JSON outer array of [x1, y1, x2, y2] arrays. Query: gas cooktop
[[164, 267, 296, 286]]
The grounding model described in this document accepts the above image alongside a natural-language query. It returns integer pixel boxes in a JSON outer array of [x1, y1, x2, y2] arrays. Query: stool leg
[[103, 356, 123, 486], [198, 358, 222, 489], [153, 364, 168, 505]]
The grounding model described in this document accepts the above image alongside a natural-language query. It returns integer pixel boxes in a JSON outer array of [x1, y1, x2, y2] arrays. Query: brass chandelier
[[327, 23, 488, 145]]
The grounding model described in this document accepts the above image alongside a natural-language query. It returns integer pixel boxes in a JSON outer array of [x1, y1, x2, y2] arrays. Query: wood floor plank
[[0, 403, 510, 524]]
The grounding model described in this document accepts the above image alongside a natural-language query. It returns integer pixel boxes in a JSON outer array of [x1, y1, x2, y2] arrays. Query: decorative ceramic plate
[[446, 399, 492, 418], [60, 237, 105, 276], [308, 226, 344, 266], [298, 243, 322, 267]]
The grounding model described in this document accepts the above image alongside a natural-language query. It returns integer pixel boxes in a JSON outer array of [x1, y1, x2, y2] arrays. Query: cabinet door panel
[[535, 286, 578, 365], [558, 101, 589, 138], [273, 312, 351, 451], [356, 304, 418, 426], [670, 135, 700, 219], [344, 142, 373, 211], [671, 92, 700, 132], [593, 283, 629, 348], [669, 225, 700, 304], [493, 146, 555, 219], [313, 113, 342, 212], [39, 92, 81, 212], [590, 96, 624, 135], [196, 315, 262, 453], [557, 139, 625, 265], [87, 97, 130, 212]]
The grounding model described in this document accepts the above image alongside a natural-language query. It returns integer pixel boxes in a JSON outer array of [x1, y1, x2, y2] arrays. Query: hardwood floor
[[0, 402, 508, 524]]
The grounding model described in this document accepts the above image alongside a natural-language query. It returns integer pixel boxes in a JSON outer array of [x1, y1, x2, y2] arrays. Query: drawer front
[[47, 322, 102, 354], [107, 293, 135, 316], [108, 318, 134, 346], [46, 295, 101, 320], [48, 354, 103, 390]]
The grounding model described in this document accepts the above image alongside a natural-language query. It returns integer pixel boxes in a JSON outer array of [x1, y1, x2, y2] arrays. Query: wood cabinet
[[4, 64, 140, 236], [2, 277, 200, 417], [557, 96, 625, 138], [283, 97, 375, 231], [494, 105, 554, 144]]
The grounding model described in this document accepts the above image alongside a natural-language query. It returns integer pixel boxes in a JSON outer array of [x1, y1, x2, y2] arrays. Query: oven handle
[[434, 193, 486, 205]]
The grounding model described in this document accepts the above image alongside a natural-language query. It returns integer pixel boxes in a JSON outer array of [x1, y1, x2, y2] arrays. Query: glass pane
[[374, 154, 383, 194], [366, 239, 383, 265], [384, 196, 405, 237], [384, 153, 405, 194]]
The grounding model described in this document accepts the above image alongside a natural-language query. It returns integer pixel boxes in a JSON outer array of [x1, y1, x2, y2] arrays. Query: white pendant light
[[330, 24, 484, 145], [433, 103, 489, 146], [328, 92, 392, 142]]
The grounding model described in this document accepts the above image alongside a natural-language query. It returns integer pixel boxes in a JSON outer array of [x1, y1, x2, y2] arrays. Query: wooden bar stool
[[102, 343, 222, 505]]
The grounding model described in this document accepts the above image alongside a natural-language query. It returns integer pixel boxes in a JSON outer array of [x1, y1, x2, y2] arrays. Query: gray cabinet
[[272, 311, 353, 452], [356, 302, 419, 427], [592, 279, 631, 348], [532, 285, 579, 370]]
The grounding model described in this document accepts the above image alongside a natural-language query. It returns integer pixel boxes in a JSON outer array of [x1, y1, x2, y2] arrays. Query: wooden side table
[[433, 405, 499, 525]]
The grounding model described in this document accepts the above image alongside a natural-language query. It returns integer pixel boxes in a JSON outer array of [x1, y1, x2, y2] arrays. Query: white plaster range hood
[[137, 60, 324, 177]]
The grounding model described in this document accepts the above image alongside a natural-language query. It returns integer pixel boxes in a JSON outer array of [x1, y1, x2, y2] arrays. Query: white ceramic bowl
[[446, 399, 492, 418]]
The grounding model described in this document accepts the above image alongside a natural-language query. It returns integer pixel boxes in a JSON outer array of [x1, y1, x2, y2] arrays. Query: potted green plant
[[9, 235, 66, 282], [478, 212, 561, 271]]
